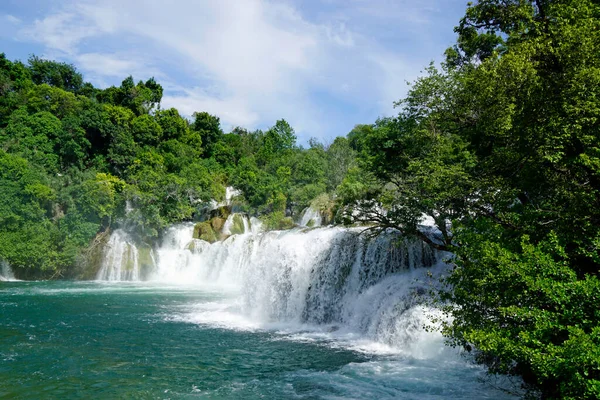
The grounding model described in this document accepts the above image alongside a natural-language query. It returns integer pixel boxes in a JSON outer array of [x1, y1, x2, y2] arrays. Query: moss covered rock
[[261, 212, 297, 231], [278, 217, 296, 230], [138, 245, 155, 279], [186, 239, 210, 254], [123, 245, 136, 271], [186, 240, 197, 251], [209, 205, 231, 220], [193, 222, 217, 243], [210, 217, 226, 232], [310, 193, 335, 225]]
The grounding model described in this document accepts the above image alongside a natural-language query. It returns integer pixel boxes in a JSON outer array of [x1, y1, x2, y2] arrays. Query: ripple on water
[[0, 281, 523, 399]]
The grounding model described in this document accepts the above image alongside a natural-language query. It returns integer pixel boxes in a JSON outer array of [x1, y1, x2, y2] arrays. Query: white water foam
[[99, 223, 449, 356], [96, 230, 147, 281], [299, 206, 323, 227], [0, 260, 17, 281], [94, 222, 521, 397]]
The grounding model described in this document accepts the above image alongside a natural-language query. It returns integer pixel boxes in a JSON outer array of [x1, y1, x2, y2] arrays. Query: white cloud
[[162, 87, 261, 129], [8, 0, 462, 140], [0, 14, 23, 39], [324, 21, 355, 47], [74, 52, 167, 89], [76, 53, 137, 78], [5, 14, 21, 24], [21, 12, 108, 55], [369, 52, 414, 110]]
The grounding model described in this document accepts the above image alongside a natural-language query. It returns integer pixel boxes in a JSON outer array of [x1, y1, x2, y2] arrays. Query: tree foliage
[[0, 52, 346, 279], [5, 1, 596, 394], [336, 1, 600, 397]]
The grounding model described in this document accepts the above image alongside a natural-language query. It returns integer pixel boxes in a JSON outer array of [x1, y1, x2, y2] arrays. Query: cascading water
[[299, 207, 323, 227], [10, 220, 519, 398], [0, 260, 17, 281], [96, 230, 155, 281], [222, 213, 251, 236], [97, 219, 448, 351], [206, 186, 243, 212]]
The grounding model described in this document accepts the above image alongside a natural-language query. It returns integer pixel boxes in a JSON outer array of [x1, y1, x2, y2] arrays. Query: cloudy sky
[[0, 0, 467, 143]]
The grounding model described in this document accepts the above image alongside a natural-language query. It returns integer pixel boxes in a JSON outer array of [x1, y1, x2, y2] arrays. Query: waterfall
[[299, 207, 322, 227], [222, 213, 251, 236], [207, 186, 243, 211], [0, 260, 17, 281], [96, 230, 156, 281], [225, 186, 242, 203], [97, 222, 447, 350]]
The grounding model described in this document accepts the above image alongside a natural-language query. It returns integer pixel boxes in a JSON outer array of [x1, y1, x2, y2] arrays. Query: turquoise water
[[0, 281, 519, 399]]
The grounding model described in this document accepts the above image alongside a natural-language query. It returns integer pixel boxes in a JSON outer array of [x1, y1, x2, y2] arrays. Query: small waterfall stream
[[299, 207, 323, 227], [95, 230, 156, 281], [0, 260, 17, 281]]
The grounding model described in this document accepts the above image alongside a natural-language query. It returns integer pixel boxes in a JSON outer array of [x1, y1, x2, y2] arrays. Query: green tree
[[0, 150, 61, 278], [0, 54, 31, 127], [1, 109, 62, 173], [192, 111, 221, 156], [98, 76, 163, 115], [258, 119, 297, 164], [132, 114, 163, 146], [433, 1, 600, 397], [28, 56, 83, 93], [103, 105, 138, 173], [77, 173, 126, 226], [326, 137, 357, 191], [156, 108, 190, 141]]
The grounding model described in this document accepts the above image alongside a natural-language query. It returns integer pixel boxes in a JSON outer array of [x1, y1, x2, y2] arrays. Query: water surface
[[0, 281, 520, 399]]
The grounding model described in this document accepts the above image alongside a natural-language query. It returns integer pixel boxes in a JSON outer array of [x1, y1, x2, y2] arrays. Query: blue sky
[[0, 0, 468, 143]]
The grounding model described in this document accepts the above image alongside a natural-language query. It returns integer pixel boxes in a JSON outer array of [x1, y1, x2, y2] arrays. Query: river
[[0, 223, 520, 399]]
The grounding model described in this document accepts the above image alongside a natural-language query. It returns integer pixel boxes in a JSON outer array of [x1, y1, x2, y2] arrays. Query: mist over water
[[0, 261, 17, 281]]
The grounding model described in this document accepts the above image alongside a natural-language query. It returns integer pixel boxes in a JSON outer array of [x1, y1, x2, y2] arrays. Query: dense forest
[[0, 52, 359, 279], [1, 0, 599, 398]]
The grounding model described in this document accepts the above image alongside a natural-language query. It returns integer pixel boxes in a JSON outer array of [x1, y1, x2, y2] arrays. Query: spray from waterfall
[[0, 260, 17, 281], [299, 207, 322, 227], [97, 217, 448, 352], [96, 230, 156, 281]]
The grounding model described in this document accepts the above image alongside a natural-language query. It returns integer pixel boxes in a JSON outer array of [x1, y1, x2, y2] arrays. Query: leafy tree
[[104, 105, 138, 173], [325, 137, 356, 191], [440, 1, 600, 397], [333, 1, 600, 396], [1, 109, 62, 173], [98, 76, 163, 115], [57, 115, 91, 169], [0, 150, 60, 277], [258, 119, 296, 164], [346, 124, 374, 153], [77, 173, 126, 226], [192, 111, 221, 156], [156, 108, 190, 141], [26, 84, 79, 119], [345, 1, 600, 397], [28, 56, 83, 93], [132, 114, 163, 146], [0, 54, 31, 126]]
